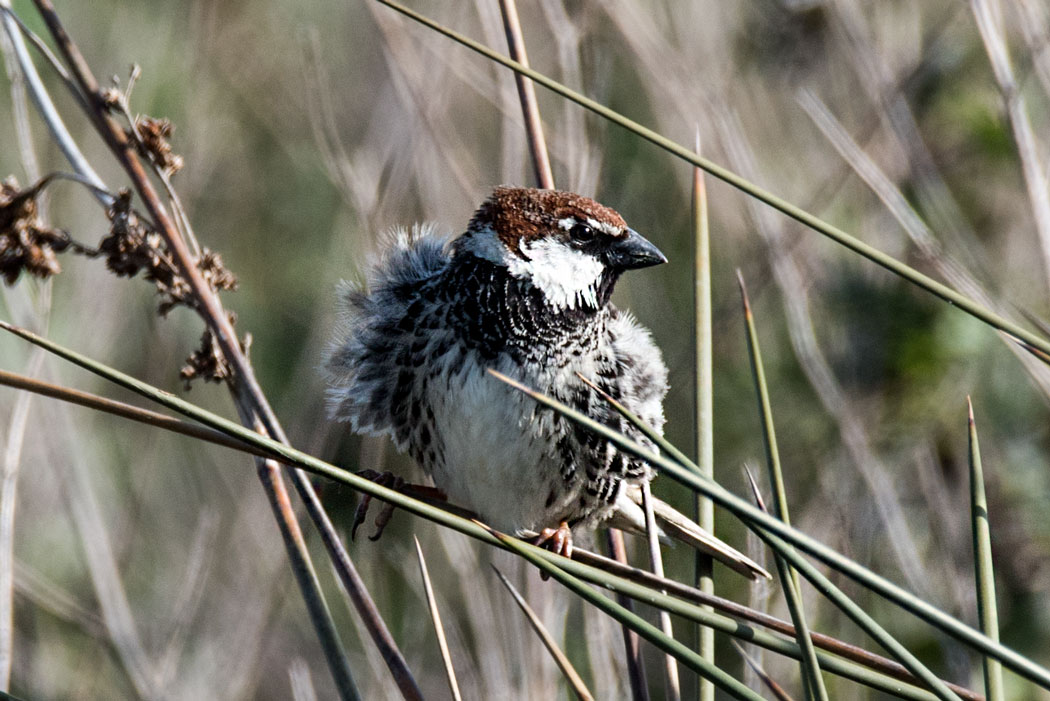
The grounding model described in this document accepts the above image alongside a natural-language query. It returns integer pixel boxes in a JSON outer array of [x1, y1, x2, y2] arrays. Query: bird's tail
[[608, 485, 771, 580]]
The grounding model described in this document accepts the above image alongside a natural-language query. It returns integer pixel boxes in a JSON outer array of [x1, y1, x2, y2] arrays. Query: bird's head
[[455, 186, 667, 311]]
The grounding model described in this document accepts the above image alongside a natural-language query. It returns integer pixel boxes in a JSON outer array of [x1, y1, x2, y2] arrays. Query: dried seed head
[[100, 190, 236, 317], [133, 116, 183, 176], [100, 189, 157, 278], [0, 176, 69, 285], [198, 249, 238, 293], [100, 87, 124, 111], [180, 319, 248, 389], [101, 189, 193, 315], [180, 328, 229, 388]]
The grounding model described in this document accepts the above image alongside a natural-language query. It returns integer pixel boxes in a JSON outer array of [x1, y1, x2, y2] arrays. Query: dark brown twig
[[23, 2, 363, 690], [731, 641, 796, 701], [497, 0, 554, 190], [25, 3, 420, 698], [607, 529, 651, 701], [0, 369, 262, 454]]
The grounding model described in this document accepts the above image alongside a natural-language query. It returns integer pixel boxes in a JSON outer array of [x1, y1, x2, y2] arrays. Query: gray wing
[[607, 308, 668, 440], [559, 307, 668, 514], [324, 224, 450, 451]]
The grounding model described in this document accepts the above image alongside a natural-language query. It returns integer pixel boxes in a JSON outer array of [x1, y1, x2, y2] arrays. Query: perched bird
[[326, 186, 766, 578]]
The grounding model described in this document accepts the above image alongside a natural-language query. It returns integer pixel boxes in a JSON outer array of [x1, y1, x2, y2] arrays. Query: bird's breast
[[419, 343, 611, 535]]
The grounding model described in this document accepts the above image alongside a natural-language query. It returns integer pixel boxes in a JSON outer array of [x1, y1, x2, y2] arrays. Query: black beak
[[605, 228, 667, 270]]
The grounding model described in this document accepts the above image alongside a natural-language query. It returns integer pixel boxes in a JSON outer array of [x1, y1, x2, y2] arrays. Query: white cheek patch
[[508, 237, 604, 310]]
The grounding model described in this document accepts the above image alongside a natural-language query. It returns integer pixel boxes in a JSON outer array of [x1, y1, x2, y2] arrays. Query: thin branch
[[742, 468, 826, 701], [0, 5, 75, 92], [641, 482, 680, 701], [15, 562, 106, 640], [738, 274, 827, 700], [413, 538, 462, 701], [290, 658, 319, 701], [253, 457, 360, 701], [0, 11, 48, 689], [493, 566, 595, 701], [24, 3, 411, 695], [0, 369, 267, 455], [732, 641, 797, 701], [57, 403, 159, 697], [606, 529, 650, 701], [0, 2, 108, 203], [1, 8, 40, 184], [155, 509, 218, 688], [971, 0, 1050, 292], [0, 351, 42, 689], [497, 0, 553, 189], [111, 90, 202, 258]]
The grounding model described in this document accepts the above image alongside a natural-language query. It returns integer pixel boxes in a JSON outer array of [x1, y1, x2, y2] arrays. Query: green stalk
[[375, 0, 1050, 366], [480, 365, 1050, 691], [968, 399, 1003, 701], [521, 373, 958, 699], [0, 323, 981, 700], [490, 527, 763, 700], [739, 274, 827, 701], [574, 372, 695, 473], [693, 134, 716, 701], [749, 527, 959, 700]]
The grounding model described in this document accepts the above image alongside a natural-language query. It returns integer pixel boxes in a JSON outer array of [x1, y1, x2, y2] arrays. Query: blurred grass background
[[2, 0, 1050, 698]]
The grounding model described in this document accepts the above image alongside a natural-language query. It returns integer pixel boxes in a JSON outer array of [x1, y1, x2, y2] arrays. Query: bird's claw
[[352, 470, 405, 541], [534, 521, 574, 560]]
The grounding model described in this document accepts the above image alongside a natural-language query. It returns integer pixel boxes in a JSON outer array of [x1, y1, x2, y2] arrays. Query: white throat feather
[[460, 228, 603, 310]]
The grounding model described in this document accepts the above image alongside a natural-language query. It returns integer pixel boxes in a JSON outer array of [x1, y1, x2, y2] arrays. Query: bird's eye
[[569, 222, 595, 243]]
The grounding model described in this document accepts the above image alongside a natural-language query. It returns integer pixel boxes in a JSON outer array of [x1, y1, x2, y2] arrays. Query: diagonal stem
[[24, 3, 418, 697], [0, 329, 984, 700], [497, 0, 554, 190], [377, 0, 1050, 366]]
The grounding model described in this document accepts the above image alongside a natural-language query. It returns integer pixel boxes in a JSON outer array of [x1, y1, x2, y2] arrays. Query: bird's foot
[[534, 521, 574, 560], [351, 470, 448, 541], [352, 470, 406, 541]]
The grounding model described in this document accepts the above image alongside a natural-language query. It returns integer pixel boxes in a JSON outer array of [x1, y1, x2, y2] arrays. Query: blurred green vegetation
[[3, 0, 1050, 698]]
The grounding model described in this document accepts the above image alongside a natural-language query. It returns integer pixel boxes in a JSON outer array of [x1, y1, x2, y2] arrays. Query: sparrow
[[326, 186, 767, 579]]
